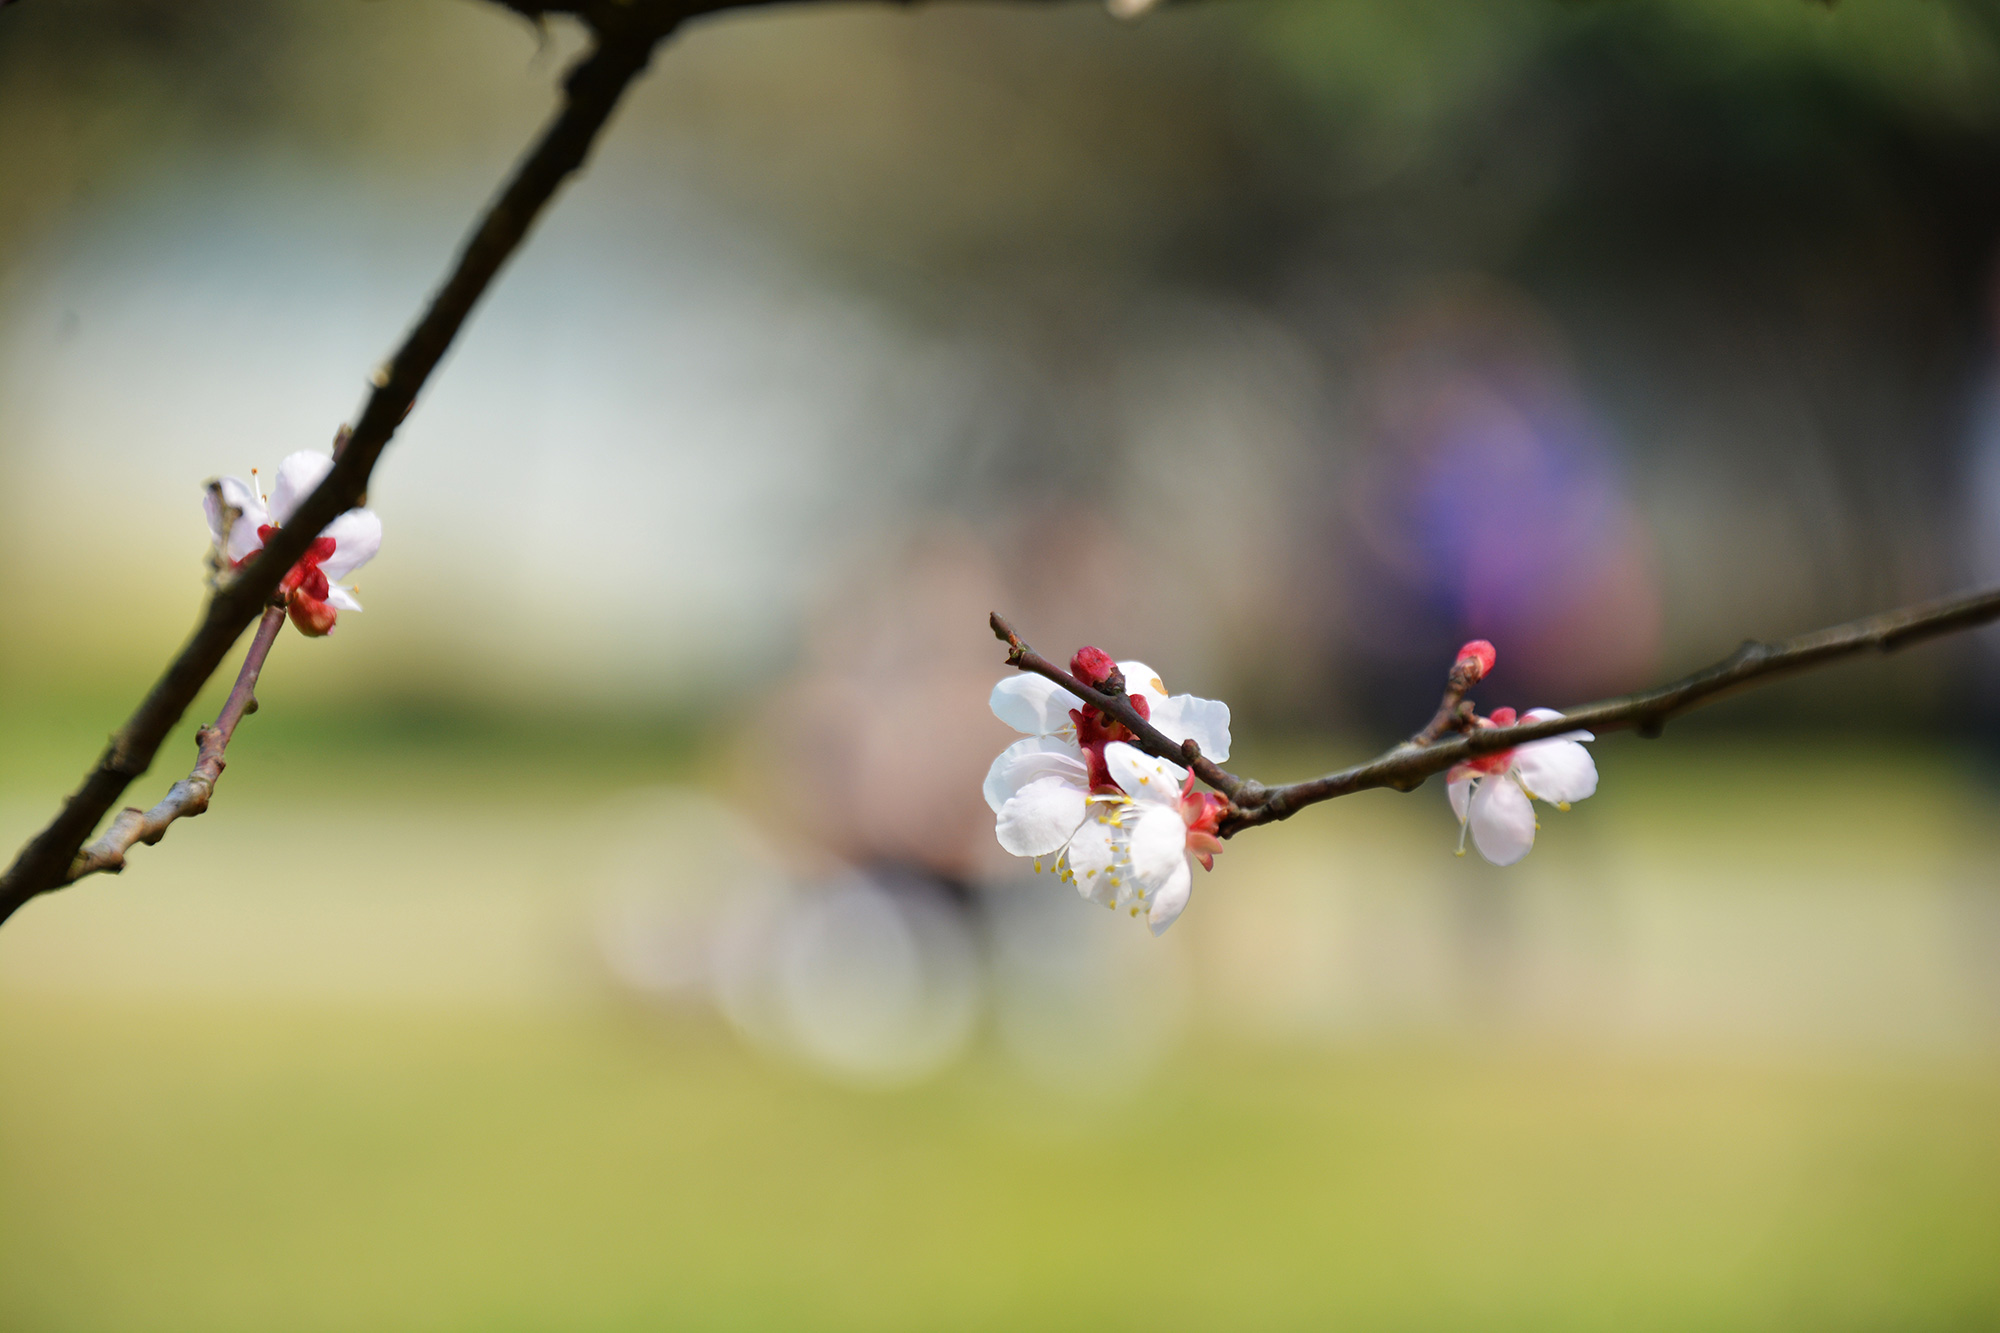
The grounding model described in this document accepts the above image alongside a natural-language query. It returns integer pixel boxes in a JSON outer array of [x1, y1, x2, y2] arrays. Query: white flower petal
[[996, 774, 1088, 858], [325, 585, 363, 612], [990, 674, 1082, 737], [269, 451, 333, 525], [1448, 775, 1474, 823], [1469, 775, 1537, 866], [1512, 739, 1597, 805], [319, 508, 382, 580], [1125, 803, 1189, 895], [1149, 693, 1232, 762], [1520, 707, 1594, 743], [1118, 660, 1171, 710], [982, 737, 1088, 813], [203, 476, 268, 563], [1103, 741, 1186, 807], [1064, 815, 1120, 908], [1146, 858, 1195, 936]]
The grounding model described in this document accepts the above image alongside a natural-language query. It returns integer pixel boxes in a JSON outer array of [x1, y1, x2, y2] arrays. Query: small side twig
[[0, 11, 678, 925], [66, 605, 286, 883]]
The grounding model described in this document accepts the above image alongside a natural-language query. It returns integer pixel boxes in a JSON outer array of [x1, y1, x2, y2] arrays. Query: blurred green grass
[[3, 1003, 1999, 1331], [5, 708, 2000, 1329]]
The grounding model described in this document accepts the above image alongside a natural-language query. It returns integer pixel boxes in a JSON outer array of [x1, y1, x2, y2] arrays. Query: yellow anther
[[1149, 677, 1165, 693], [1557, 801, 1571, 812]]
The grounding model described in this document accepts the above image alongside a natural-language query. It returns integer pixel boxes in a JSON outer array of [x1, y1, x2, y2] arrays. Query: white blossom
[[1445, 708, 1597, 865]]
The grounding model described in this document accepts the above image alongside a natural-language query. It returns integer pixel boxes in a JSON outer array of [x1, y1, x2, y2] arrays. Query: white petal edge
[[990, 674, 1082, 737], [1448, 775, 1474, 823], [325, 585, 363, 612], [1146, 857, 1195, 936], [319, 508, 383, 580], [1118, 660, 1170, 710], [982, 737, 1088, 814], [996, 775, 1089, 858], [1469, 775, 1537, 866], [204, 476, 268, 563], [1511, 739, 1597, 805], [1125, 803, 1188, 899], [269, 451, 334, 526], [1150, 693, 1232, 763], [1102, 741, 1186, 806], [1520, 707, 1594, 743], [1064, 816, 1120, 908]]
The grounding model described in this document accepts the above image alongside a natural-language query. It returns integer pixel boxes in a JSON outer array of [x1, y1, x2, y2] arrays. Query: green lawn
[[4, 700, 2000, 1329], [3, 1001, 1999, 1331]]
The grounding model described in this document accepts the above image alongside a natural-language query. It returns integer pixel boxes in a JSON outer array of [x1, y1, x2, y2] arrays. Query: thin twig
[[993, 583, 2000, 837], [66, 606, 287, 883], [0, 10, 679, 925]]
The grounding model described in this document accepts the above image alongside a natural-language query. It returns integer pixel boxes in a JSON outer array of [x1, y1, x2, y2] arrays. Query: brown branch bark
[[993, 583, 2000, 837], [0, 0, 1115, 929], [65, 606, 287, 883], [0, 8, 682, 926]]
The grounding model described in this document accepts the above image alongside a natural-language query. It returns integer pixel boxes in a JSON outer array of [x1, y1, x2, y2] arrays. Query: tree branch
[[993, 584, 2000, 836], [64, 606, 287, 884], [0, 8, 681, 925]]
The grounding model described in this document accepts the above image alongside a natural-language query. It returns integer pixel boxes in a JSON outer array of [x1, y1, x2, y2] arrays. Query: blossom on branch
[[984, 647, 1232, 932], [203, 451, 382, 637], [1445, 706, 1597, 865], [1098, 741, 1228, 935]]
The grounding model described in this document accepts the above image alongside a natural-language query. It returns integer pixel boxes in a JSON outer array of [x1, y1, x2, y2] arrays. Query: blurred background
[[6, 0, 2000, 1326]]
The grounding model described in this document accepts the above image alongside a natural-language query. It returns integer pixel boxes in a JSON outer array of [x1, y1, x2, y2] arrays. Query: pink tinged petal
[[1520, 707, 1594, 743], [990, 674, 1083, 736], [1511, 739, 1597, 805], [1064, 817, 1120, 907], [325, 585, 363, 612], [1146, 857, 1195, 936], [1149, 693, 1232, 762], [996, 775, 1089, 858], [1102, 741, 1186, 807], [1448, 776, 1474, 823], [983, 737, 1088, 813], [268, 451, 333, 525], [1469, 775, 1537, 866], [319, 508, 382, 581]]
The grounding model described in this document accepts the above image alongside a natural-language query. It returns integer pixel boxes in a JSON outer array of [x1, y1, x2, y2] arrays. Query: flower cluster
[[1440, 638, 1597, 864], [203, 451, 382, 637], [984, 649, 1231, 935]]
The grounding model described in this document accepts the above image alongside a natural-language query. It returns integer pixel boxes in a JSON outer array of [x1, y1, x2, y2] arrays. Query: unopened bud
[[1455, 639, 1496, 682], [1071, 646, 1119, 686], [288, 593, 338, 637]]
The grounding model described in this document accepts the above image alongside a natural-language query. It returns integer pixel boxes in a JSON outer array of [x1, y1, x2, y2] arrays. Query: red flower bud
[[287, 593, 338, 637], [1070, 646, 1118, 685], [1455, 639, 1497, 681]]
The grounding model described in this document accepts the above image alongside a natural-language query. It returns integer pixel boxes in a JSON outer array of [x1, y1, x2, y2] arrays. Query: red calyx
[[1179, 771, 1228, 871], [243, 524, 342, 637], [1071, 690, 1151, 792], [1458, 705, 1519, 776]]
